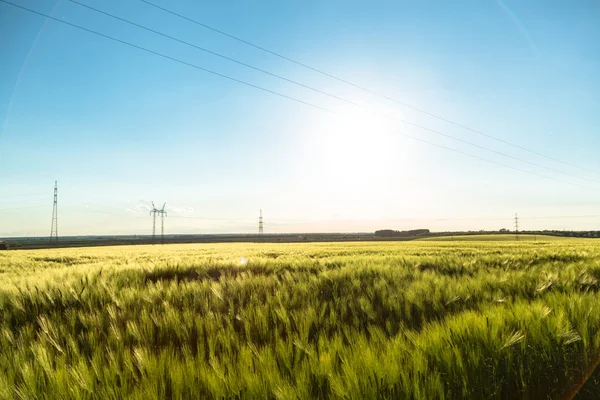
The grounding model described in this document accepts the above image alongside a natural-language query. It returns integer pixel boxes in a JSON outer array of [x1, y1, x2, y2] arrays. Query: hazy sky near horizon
[[1, 0, 599, 236]]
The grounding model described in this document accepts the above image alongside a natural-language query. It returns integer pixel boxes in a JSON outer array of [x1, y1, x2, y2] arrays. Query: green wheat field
[[2, 237, 600, 399]]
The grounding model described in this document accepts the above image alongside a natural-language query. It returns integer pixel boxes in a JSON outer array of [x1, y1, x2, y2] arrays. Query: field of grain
[[2, 240, 600, 399]]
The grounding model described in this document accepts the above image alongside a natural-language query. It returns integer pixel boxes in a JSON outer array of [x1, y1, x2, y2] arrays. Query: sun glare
[[322, 109, 395, 165], [306, 108, 410, 210]]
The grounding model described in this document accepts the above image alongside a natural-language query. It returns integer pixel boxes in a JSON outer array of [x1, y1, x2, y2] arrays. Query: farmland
[[1, 240, 600, 399]]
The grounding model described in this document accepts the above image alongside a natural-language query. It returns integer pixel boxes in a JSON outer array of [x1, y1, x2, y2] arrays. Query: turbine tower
[[50, 181, 58, 245], [150, 202, 167, 244], [159, 203, 167, 244]]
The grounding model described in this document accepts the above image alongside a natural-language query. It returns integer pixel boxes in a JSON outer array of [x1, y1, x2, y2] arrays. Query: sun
[[320, 109, 395, 169], [305, 108, 408, 208], [291, 105, 420, 218]]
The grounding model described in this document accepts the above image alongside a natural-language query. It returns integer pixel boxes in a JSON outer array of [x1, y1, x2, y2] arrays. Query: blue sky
[[1, 0, 599, 236]]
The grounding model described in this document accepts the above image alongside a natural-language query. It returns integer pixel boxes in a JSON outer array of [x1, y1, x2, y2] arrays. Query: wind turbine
[[150, 201, 167, 244]]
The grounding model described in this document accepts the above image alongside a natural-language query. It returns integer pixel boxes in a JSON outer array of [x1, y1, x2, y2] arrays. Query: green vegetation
[[1, 240, 600, 399]]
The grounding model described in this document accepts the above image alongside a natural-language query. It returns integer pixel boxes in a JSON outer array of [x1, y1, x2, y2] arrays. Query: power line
[[83, 208, 251, 221], [83, 208, 146, 219], [126, 205, 600, 222], [393, 130, 594, 191], [12, 205, 598, 234], [432, 214, 600, 221], [67, 0, 359, 108], [0, 205, 47, 212], [169, 215, 252, 221], [81, 207, 600, 224], [1, 191, 49, 199], [0, 0, 331, 114], [396, 119, 600, 185], [3, 0, 598, 193], [65, 0, 600, 186], [140, 0, 600, 177], [525, 214, 600, 220], [0, 198, 50, 205]]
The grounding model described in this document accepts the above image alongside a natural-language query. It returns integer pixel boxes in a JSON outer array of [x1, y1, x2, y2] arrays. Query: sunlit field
[[2, 240, 600, 399]]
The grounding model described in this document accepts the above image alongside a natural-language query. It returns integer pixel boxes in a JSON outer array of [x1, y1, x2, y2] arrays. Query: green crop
[[1, 239, 600, 399]]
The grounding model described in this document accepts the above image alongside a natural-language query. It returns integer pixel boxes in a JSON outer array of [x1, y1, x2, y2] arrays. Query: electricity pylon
[[150, 202, 167, 244], [259, 209, 264, 236], [514, 213, 519, 241], [50, 181, 58, 245]]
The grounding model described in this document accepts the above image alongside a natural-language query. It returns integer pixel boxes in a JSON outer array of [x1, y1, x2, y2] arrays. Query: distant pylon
[[258, 209, 264, 235], [514, 213, 519, 241], [150, 202, 167, 244], [50, 181, 58, 245]]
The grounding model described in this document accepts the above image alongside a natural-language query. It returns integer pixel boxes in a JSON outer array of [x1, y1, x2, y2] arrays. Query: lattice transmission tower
[[50, 181, 58, 245], [514, 213, 519, 241], [259, 209, 264, 236], [150, 202, 167, 244]]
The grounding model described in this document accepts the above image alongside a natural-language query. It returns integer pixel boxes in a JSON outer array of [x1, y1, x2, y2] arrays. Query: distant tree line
[[531, 230, 600, 238], [374, 229, 430, 238], [432, 230, 600, 238]]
